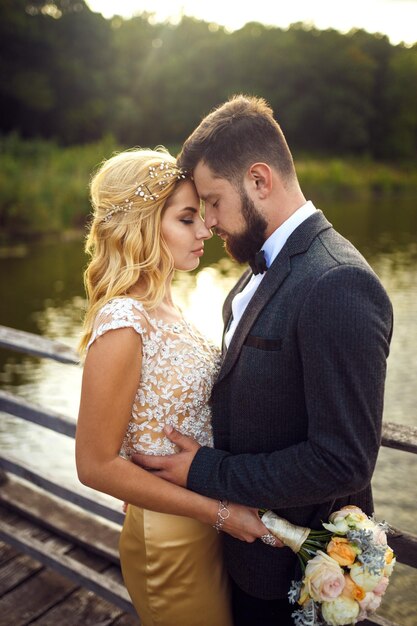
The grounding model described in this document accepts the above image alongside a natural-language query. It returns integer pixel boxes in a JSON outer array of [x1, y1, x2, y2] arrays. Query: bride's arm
[[75, 326, 271, 543]]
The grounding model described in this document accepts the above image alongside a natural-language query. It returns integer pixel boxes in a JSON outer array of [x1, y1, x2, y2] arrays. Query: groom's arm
[[186, 264, 393, 509]]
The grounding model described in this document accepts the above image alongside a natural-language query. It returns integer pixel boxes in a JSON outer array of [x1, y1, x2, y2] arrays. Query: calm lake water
[[1, 196, 416, 623]]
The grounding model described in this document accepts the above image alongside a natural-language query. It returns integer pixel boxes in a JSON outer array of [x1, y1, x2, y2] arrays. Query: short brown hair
[[178, 95, 297, 186]]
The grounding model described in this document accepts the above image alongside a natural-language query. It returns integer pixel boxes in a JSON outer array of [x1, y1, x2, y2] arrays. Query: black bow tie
[[249, 249, 268, 275]]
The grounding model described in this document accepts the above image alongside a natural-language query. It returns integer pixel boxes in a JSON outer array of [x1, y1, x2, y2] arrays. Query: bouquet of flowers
[[260, 506, 396, 626]]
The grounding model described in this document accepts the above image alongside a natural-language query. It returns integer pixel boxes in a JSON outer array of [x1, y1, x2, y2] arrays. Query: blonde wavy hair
[[79, 147, 189, 353]]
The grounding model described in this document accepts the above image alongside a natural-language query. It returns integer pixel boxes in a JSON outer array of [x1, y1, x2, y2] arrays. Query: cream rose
[[304, 551, 345, 602], [321, 596, 360, 625], [323, 506, 374, 534], [349, 562, 383, 592]]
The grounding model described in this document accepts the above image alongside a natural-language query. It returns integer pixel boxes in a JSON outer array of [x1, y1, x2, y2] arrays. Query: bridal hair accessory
[[213, 500, 230, 532], [101, 162, 188, 223]]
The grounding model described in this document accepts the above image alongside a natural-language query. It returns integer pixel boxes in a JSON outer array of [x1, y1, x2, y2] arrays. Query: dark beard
[[224, 189, 268, 264]]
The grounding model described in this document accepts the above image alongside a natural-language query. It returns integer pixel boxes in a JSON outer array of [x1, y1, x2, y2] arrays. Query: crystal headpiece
[[101, 161, 187, 224]]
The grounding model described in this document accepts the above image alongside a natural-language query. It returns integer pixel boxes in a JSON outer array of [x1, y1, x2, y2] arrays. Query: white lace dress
[[88, 296, 219, 456], [88, 297, 232, 626]]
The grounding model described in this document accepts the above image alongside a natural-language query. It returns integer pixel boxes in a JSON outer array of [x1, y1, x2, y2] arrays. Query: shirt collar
[[263, 201, 317, 268]]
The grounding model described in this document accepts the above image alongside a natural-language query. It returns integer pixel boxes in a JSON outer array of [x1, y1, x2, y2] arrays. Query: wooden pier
[[0, 515, 138, 625], [0, 324, 416, 626]]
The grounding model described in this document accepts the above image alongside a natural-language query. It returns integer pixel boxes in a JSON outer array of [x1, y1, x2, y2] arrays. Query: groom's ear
[[245, 162, 272, 199]]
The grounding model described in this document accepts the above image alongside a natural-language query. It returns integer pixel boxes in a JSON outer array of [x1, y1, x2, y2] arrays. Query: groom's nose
[[204, 205, 217, 230]]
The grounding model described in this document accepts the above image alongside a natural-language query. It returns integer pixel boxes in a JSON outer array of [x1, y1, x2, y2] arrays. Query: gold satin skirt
[[119, 505, 232, 626]]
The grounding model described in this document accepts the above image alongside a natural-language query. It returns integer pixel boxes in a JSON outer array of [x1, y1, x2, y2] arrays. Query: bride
[[75, 148, 273, 626]]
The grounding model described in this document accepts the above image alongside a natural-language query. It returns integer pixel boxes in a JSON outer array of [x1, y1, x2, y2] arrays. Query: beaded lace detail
[[88, 297, 220, 457]]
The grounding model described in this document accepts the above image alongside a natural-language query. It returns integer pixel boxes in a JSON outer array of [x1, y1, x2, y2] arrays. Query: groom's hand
[[130, 425, 200, 487]]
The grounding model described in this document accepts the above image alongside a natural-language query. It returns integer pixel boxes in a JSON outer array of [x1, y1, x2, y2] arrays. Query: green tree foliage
[[0, 0, 112, 142], [0, 2, 416, 158]]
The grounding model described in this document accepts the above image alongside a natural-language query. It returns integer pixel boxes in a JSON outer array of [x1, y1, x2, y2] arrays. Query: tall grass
[[297, 158, 417, 202], [0, 134, 118, 242], [1, 136, 416, 242]]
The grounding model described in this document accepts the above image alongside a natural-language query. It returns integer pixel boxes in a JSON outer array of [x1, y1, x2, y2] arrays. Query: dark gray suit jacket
[[187, 211, 393, 598]]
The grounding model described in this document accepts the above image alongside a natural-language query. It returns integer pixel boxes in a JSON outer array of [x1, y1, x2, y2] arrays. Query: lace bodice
[[88, 297, 220, 456]]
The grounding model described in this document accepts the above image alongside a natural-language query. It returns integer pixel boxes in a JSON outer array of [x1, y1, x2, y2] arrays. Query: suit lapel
[[217, 254, 291, 383], [222, 268, 252, 326], [221, 268, 252, 352], [216, 210, 332, 384]]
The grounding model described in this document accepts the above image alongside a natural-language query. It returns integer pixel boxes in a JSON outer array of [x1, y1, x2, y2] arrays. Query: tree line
[[1, 0, 417, 159]]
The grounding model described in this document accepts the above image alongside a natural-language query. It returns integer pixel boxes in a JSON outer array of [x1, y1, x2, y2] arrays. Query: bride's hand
[[217, 502, 284, 547]]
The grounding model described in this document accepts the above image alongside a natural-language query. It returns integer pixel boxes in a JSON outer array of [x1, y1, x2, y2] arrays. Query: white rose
[[322, 519, 350, 534], [321, 597, 360, 625], [349, 562, 383, 592]]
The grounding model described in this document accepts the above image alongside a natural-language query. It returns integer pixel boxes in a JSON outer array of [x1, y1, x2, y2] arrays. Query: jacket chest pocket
[[239, 336, 284, 390], [244, 334, 282, 351]]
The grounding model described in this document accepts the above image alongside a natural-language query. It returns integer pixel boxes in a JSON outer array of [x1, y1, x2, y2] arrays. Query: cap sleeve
[[87, 297, 147, 350]]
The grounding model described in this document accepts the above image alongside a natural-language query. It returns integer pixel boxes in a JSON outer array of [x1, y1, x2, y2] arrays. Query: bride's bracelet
[[213, 500, 230, 533]]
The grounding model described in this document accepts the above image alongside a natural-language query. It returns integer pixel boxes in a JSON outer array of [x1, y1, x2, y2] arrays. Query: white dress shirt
[[224, 201, 317, 348]]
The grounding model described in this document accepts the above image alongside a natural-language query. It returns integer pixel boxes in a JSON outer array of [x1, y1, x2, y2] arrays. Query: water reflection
[[0, 198, 416, 622]]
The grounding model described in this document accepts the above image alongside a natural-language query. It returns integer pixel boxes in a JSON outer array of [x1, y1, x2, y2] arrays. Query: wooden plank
[[0, 520, 134, 615], [387, 526, 417, 569], [0, 390, 76, 438], [0, 541, 18, 567], [0, 455, 124, 526], [0, 506, 72, 554], [0, 540, 137, 625], [0, 468, 7, 486], [0, 565, 77, 625], [381, 421, 417, 455], [0, 325, 79, 364], [0, 550, 43, 595], [29, 587, 133, 626], [0, 473, 121, 564]]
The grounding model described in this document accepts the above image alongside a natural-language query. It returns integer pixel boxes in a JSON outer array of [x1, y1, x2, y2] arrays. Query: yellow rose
[[384, 555, 396, 577], [327, 537, 357, 566], [385, 547, 394, 564], [341, 574, 366, 601], [383, 547, 396, 577]]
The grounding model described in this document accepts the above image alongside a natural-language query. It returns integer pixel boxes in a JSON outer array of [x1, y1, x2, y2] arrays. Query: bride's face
[[161, 180, 212, 271]]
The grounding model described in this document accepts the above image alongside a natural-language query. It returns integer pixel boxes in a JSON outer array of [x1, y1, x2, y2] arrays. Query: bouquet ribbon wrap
[[261, 511, 310, 553]]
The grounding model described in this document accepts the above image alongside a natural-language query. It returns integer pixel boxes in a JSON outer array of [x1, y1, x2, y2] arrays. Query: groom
[[133, 95, 393, 625]]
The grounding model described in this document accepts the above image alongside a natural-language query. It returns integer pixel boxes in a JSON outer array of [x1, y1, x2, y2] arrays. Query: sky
[[86, 0, 417, 46]]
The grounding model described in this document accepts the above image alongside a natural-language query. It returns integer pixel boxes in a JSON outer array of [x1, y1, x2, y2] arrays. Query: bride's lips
[[191, 248, 204, 256]]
